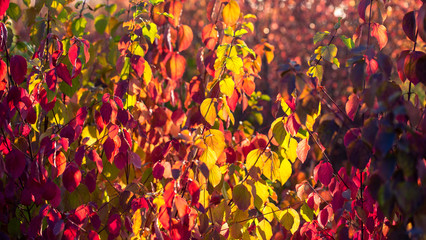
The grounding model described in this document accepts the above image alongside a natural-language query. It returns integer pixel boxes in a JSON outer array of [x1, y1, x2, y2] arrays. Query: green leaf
[[94, 14, 108, 34], [226, 56, 243, 74], [300, 203, 314, 222], [72, 17, 87, 37], [272, 118, 287, 145], [235, 29, 248, 37], [233, 184, 251, 210], [157, 12, 174, 19], [307, 65, 324, 83], [7, 3, 21, 21], [237, 43, 256, 57], [313, 31, 329, 45], [333, 57, 340, 68], [339, 35, 354, 50], [321, 44, 338, 63], [59, 77, 80, 98], [120, 56, 131, 80], [105, 4, 117, 15]]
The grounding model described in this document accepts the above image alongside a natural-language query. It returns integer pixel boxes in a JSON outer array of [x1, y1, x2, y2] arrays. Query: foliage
[[0, 0, 425, 239]]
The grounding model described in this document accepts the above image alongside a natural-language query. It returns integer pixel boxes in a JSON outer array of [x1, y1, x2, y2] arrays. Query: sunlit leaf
[[222, 0, 240, 26], [200, 98, 218, 126], [220, 76, 235, 97], [279, 208, 300, 234], [256, 219, 273, 240], [209, 165, 222, 188], [279, 159, 292, 185]]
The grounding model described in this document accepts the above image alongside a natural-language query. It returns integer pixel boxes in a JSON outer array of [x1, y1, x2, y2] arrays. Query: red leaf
[[174, 195, 188, 219], [38, 87, 56, 112], [63, 163, 81, 192], [0, 59, 7, 89], [404, 51, 425, 85], [84, 169, 96, 193], [42, 180, 58, 201], [95, 110, 104, 132], [56, 63, 72, 86], [71, 58, 82, 79], [357, 0, 369, 22], [397, 50, 410, 82], [164, 180, 175, 208], [68, 41, 79, 66], [88, 150, 103, 173], [318, 206, 333, 228], [88, 230, 100, 240], [46, 69, 57, 91], [10, 55, 27, 84], [76, 107, 87, 126], [0, 0, 9, 19], [130, 55, 145, 78], [107, 214, 122, 237], [316, 161, 333, 186], [345, 93, 360, 121], [104, 137, 119, 163], [171, 109, 185, 125], [286, 114, 300, 136], [74, 205, 89, 223], [131, 197, 148, 211], [403, 11, 417, 42], [113, 152, 127, 170], [227, 89, 240, 112], [343, 128, 361, 147], [188, 180, 200, 204], [153, 162, 165, 179], [202, 24, 218, 50], [51, 151, 67, 178], [75, 146, 85, 166], [296, 138, 310, 163], [158, 206, 172, 230]]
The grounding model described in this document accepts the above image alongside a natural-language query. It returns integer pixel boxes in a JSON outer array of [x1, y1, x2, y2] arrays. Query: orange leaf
[[202, 23, 218, 50], [178, 25, 193, 51], [166, 0, 182, 28], [371, 23, 388, 50], [166, 52, 186, 80]]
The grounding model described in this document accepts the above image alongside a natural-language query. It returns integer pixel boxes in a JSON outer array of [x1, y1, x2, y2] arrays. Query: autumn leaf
[[200, 98, 218, 126], [222, 0, 240, 26]]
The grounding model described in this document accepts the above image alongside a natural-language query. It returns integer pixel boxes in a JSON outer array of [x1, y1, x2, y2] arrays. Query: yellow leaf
[[226, 55, 243, 74], [204, 129, 226, 157], [132, 209, 142, 236], [279, 159, 292, 184], [279, 208, 300, 234], [199, 189, 210, 209], [246, 149, 265, 171], [256, 219, 273, 240], [209, 165, 222, 188], [222, 0, 240, 26], [200, 147, 217, 170], [143, 60, 152, 85], [200, 98, 218, 126], [262, 151, 280, 182], [220, 76, 235, 97]]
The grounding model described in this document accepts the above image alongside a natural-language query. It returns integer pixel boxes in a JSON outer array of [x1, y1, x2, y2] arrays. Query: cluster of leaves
[[0, 0, 425, 239]]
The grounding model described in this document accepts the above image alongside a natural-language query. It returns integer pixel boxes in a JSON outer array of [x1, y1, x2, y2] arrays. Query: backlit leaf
[[279, 208, 300, 234], [222, 0, 240, 26], [220, 76, 235, 97], [226, 55, 243, 74], [209, 165, 222, 188], [233, 184, 251, 211], [296, 138, 310, 163], [321, 44, 337, 63], [200, 98, 218, 126], [166, 52, 186, 80], [345, 93, 359, 121], [256, 219, 273, 240], [279, 159, 292, 185], [263, 151, 280, 182], [177, 25, 193, 51]]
